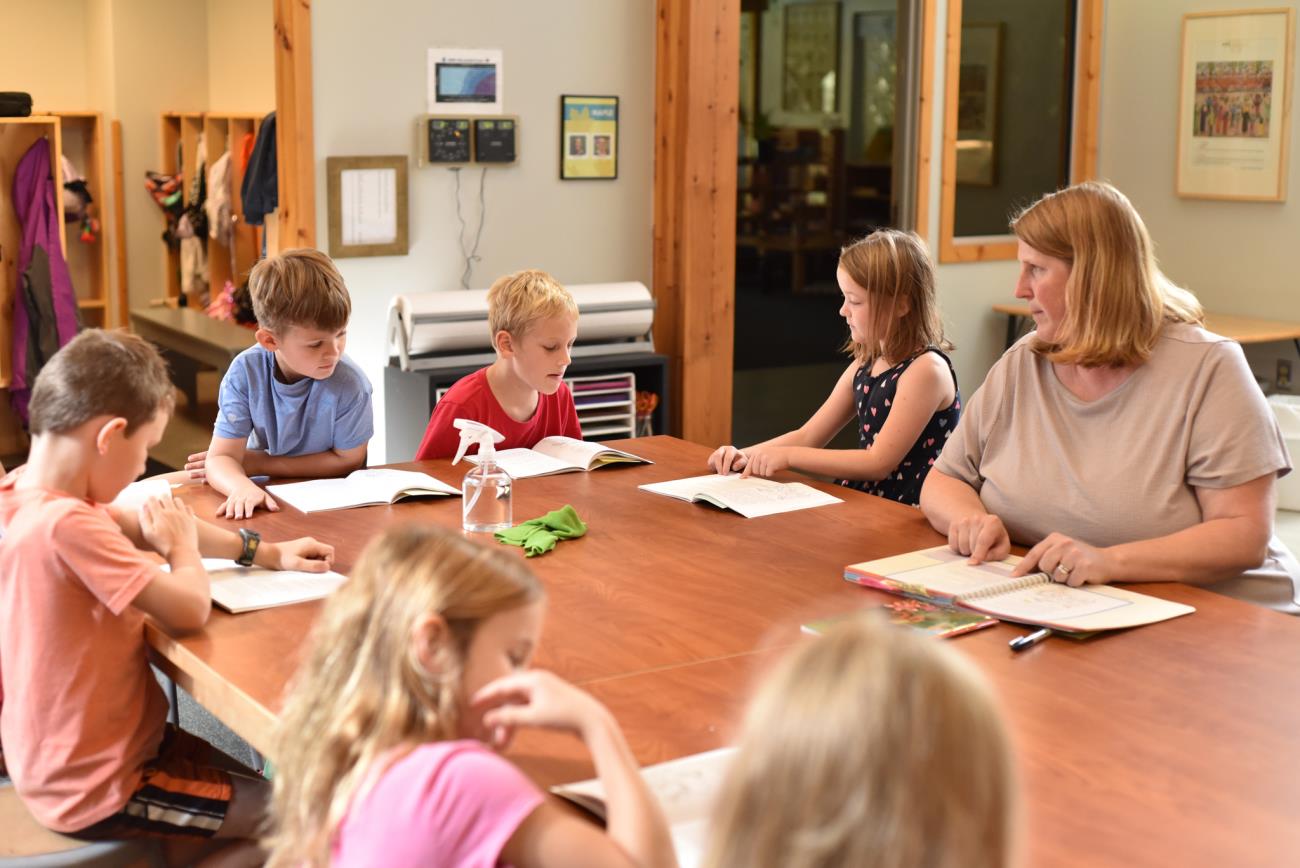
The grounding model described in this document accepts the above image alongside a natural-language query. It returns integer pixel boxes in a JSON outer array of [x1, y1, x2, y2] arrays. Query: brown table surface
[[130, 307, 256, 374], [149, 436, 1300, 868], [994, 303, 1300, 345]]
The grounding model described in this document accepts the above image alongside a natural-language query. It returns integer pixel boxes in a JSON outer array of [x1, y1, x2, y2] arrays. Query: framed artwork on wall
[[326, 156, 409, 257], [1176, 8, 1294, 201], [955, 21, 1002, 187], [560, 95, 619, 180], [782, 2, 840, 113]]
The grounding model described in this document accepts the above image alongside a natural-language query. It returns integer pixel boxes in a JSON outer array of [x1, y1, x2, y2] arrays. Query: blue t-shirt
[[214, 345, 373, 457]]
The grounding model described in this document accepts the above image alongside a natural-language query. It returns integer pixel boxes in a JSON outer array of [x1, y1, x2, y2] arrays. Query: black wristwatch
[[236, 528, 261, 567]]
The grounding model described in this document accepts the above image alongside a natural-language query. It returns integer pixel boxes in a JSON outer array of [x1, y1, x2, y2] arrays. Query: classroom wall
[[0, 1, 91, 109], [1098, 0, 1300, 385], [312, 0, 657, 463], [206, 0, 275, 113]]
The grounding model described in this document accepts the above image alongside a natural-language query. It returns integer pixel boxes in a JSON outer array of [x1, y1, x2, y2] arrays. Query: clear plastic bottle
[[462, 458, 512, 533], [452, 419, 513, 533]]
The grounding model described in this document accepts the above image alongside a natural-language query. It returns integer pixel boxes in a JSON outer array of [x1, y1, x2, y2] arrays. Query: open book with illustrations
[[266, 468, 460, 514], [166, 558, 347, 614], [638, 474, 843, 518], [466, 435, 651, 479], [802, 600, 998, 639], [844, 545, 1194, 632], [552, 747, 736, 868]]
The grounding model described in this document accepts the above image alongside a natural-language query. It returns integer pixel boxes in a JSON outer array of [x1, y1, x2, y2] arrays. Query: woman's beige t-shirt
[[935, 322, 1300, 613]]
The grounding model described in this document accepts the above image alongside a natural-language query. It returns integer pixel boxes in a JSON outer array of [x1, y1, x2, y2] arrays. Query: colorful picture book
[[638, 474, 843, 518], [552, 747, 736, 868], [802, 600, 998, 639], [844, 545, 1194, 632], [466, 435, 650, 478], [266, 468, 460, 513]]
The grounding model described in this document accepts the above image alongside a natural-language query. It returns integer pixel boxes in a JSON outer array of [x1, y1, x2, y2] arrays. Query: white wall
[[312, 0, 656, 462], [207, 0, 275, 112], [0, 1, 91, 109], [1099, 0, 1300, 384]]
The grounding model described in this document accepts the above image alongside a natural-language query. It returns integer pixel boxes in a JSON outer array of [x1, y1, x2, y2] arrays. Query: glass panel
[[953, 0, 1076, 237]]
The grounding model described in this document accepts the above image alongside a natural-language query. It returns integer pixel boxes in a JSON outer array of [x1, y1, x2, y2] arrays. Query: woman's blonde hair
[[264, 525, 543, 867], [1011, 180, 1203, 367], [704, 614, 1017, 868], [838, 229, 951, 365]]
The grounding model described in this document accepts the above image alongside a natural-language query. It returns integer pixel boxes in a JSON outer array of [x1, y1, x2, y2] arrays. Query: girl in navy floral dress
[[709, 229, 959, 506]]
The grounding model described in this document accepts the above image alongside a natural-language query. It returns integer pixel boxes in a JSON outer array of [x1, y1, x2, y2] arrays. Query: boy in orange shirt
[[414, 269, 582, 459], [0, 330, 333, 858]]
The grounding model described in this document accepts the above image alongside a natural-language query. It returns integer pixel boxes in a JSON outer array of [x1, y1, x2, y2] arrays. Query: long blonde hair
[[839, 229, 952, 366], [1011, 181, 1203, 367], [704, 614, 1017, 868], [264, 525, 543, 866]]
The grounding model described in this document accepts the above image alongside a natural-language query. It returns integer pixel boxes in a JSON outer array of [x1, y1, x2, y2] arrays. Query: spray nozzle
[[452, 418, 506, 465]]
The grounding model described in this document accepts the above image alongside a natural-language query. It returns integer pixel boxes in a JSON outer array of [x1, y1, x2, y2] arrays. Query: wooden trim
[[915, 0, 938, 240], [273, 0, 316, 252], [939, 0, 1105, 264], [653, 0, 740, 446]]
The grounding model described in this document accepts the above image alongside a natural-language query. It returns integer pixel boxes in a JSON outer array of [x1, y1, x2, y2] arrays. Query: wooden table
[[993, 303, 1300, 354], [148, 436, 1300, 868], [130, 307, 256, 406]]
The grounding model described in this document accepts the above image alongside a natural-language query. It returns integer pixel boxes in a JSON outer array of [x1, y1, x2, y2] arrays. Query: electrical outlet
[[1278, 359, 1293, 391]]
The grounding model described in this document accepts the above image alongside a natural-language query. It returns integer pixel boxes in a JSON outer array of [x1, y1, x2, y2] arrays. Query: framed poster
[[1177, 9, 1294, 201], [955, 22, 1002, 186], [783, 2, 840, 113], [560, 95, 618, 180], [326, 156, 409, 258]]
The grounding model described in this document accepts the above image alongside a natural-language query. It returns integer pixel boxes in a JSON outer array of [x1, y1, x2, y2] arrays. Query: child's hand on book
[[707, 444, 748, 475], [268, 537, 335, 572], [1013, 532, 1110, 587], [739, 445, 790, 478], [217, 481, 279, 520], [947, 513, 1011, 564], [471, 670, 610, 749]]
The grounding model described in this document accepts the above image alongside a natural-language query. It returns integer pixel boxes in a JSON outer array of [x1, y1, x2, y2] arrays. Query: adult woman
[[920, 181, 1300, 613]]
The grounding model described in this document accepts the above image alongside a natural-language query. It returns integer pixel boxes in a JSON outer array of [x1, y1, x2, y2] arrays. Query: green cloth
[[494, 505, 588, 557]]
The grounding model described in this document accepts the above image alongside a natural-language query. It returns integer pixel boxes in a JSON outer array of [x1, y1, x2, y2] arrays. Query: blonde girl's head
[[704, 614, 1017, 868], [1010, 180, 1203, 367], [838, 229, 951, 365], [264, 524, 543, 867]]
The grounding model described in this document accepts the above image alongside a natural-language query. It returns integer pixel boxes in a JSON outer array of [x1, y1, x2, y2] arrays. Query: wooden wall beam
[[273, 0, 316, 252], [653, 0, 740, 445]]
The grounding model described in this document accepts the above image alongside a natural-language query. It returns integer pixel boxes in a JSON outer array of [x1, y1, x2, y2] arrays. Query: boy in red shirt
[[414, 269, 582, 459], [0, 330, 332, 861]]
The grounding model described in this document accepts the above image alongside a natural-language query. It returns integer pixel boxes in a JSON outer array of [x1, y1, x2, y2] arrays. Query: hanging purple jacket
[[12, 139, 81, 422]]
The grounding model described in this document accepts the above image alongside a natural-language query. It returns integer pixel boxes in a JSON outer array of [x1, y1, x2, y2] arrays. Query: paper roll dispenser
[[387, 282, 655, 372]]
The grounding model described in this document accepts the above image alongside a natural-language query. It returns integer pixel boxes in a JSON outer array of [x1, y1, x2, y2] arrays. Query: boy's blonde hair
[[704, 614, 1017, 868], [839, 229, 952, 365], [29, 329, 174, 436], [1011, 181, 1203, 367], [248, 248, 352, 335], [487, 269, 578, 339], [265, 524, 543, 867]]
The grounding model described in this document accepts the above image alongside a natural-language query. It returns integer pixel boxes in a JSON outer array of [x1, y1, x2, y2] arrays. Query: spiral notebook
[[844, 546, 1194, 632]]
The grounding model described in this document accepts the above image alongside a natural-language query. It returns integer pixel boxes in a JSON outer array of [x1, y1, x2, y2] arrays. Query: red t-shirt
[[415, 367, 583, 460]]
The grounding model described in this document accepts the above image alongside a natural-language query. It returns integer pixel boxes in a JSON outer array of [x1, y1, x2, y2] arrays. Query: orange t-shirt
[[0, 471, 169, 832]]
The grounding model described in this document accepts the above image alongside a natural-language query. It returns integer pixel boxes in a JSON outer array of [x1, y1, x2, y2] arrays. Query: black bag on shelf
[[0, 92, 33, 117]]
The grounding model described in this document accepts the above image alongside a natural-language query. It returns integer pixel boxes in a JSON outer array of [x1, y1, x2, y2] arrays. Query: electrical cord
[[452, 167, 489, 289]]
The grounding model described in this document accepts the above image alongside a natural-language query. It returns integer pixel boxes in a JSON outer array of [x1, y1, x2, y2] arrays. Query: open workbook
[[266, 468, 460, 513], [552, 747, 737, 868], [166, 558, 347, 614], [639, 473, 843, 518], [844, 546, 1195, 632], [465, 435, 651, 479]]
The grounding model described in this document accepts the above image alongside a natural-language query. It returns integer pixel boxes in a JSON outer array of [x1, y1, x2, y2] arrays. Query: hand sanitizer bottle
[[452, 419, 512, 533]]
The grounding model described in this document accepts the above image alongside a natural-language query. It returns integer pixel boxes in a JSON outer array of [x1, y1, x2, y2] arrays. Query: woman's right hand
[[707, 444, 748, 475], [471, 670, 608, 749], [947, 513, 1011, 564]]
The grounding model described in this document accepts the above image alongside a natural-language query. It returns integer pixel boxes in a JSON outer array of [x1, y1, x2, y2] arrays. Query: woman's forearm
[[1105, 518, 1269, 585], [919, 470, 989, 535]]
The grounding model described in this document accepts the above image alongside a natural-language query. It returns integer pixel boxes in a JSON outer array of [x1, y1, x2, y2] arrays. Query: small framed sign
[[560, 95, 618, 180], [326, 155, 410, 257]]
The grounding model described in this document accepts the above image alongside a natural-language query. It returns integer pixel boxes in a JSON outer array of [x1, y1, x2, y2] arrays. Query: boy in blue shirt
[[201, 248, 373, 518]]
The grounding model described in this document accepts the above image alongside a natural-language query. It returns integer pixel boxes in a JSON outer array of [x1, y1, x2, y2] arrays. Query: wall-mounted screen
[[436, 63, 497, 103]]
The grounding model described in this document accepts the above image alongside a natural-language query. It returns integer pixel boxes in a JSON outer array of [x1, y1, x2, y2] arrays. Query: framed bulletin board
[[326, 155, 410, 257], [560, 95, 619, 180]]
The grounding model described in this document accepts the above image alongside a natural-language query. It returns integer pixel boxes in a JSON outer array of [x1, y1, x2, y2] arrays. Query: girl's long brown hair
[[264, 525, 542, 866], [839, 229, 952, 366]]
